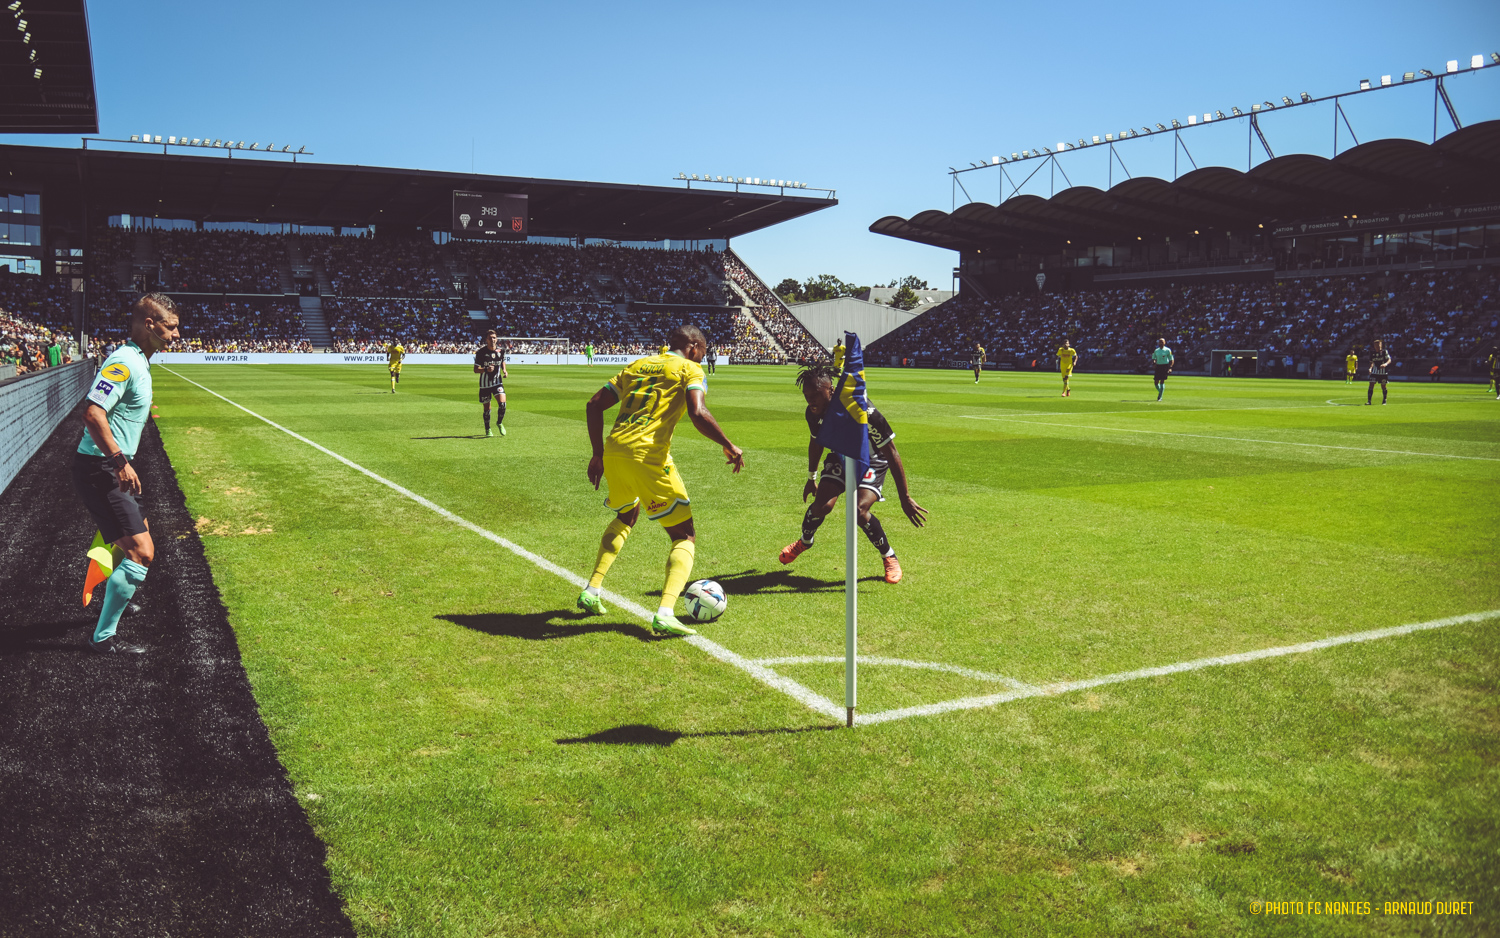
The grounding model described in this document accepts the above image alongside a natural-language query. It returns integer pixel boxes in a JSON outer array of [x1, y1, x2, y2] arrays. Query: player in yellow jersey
[[972, 342, 986, 384], [1488, 345, 1499, 399], [386, 340, 405, 393], [579, 324, 744, 636], [1057, 340, 1078, 396], [1345, 349, 1358, 384]]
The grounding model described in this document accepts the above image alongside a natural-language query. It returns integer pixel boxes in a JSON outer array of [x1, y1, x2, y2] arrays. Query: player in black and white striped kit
[[474, 329, 509, 436]]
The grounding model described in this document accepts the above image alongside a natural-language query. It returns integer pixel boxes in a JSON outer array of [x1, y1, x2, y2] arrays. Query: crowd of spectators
[[585, 245, 725, 305], [1, 306, 77, 375], [457, 243, 594, 299], [327, 298, 475, 348], [155, 230, 283, 293], [873, 267, 1499, 374], [306, 234, 450, 298], [166, 300, 311, 352]]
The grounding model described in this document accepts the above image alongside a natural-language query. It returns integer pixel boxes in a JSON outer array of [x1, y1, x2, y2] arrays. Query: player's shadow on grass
[[436, 610, 654, 642], [714, 568, 882, 596], [411, 435, 487, 440], [555, 723, 840, 746]]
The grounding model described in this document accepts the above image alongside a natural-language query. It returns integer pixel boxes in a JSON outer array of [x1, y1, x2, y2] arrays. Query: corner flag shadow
[[436, 610, 653, 642], [556, 723, 840, 746], [714, 568, 883, 596]]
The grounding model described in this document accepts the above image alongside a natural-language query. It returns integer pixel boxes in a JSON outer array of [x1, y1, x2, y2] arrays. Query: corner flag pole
[[845, 454, 857, 727]]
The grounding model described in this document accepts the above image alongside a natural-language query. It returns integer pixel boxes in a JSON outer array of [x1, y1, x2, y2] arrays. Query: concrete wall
[[0, 360, 97, 498], [785, 297, 926, 349]]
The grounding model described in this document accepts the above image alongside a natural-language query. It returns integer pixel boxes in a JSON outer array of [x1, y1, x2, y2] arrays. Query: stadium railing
[[0, 359, 96, 498]]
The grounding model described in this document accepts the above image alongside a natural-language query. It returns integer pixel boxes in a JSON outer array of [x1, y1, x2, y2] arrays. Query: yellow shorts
[[1060, 368, 1073, 379], [389, 364, 402, 374], [602, 452, 692, 527]]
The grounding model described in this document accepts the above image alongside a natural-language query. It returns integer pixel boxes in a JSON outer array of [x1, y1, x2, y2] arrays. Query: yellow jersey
[[1058, 346, 1077, 370], [605, 351, 706, 464], [387, 343, 405, 364], [1346, 354, 1358, 372]]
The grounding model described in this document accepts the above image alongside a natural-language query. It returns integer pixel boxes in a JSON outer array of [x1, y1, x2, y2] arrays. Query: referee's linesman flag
[[817, 331, 872, 473]]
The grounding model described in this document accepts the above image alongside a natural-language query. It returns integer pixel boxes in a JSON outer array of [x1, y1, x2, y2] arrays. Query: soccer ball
[[683, 579, 727, 622]]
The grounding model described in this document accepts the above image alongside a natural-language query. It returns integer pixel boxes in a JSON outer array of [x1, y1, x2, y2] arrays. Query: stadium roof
[[0, 143, 833, 240], [0, 0, 97, 134], [871, 121, 1500, 253]]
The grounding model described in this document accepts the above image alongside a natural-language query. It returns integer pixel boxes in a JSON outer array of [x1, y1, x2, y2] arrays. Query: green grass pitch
[[151, 363, 1498, 936]]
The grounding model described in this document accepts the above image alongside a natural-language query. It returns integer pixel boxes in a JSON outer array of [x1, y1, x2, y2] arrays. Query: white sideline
[[163, 368, 1499, 729], [161, 368, 845, 722], [958, 416, 1500, 461], [856, 609, 1500, 725]]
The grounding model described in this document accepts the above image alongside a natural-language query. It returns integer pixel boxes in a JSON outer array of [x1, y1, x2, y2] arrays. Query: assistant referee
[[73, 294, 180, 653]]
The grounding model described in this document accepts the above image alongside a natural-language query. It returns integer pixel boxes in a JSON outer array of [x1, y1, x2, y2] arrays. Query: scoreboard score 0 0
[[452, 191, 528, 240]]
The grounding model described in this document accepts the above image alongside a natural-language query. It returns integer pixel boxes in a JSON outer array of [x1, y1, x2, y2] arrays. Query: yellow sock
[[589, 518, 632, 587], [659, 538, 696, 612]]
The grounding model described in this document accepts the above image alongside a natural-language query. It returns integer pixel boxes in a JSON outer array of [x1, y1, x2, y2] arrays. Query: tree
[[803, 274, 861, 302], [889, 284, 920, 310], [774, 278, 804, 303], [886, 275, 929, 291]]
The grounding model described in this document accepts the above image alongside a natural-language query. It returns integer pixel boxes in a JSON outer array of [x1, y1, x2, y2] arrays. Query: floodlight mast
[[950, 54, 1499, 187]]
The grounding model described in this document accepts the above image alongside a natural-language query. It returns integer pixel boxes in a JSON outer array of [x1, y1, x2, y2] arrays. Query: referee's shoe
[[88, 635, 146, 654]]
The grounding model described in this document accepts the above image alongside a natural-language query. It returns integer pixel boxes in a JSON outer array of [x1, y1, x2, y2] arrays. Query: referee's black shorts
[[1153, 364, 1171, 382], [72, 452, 147, 544]]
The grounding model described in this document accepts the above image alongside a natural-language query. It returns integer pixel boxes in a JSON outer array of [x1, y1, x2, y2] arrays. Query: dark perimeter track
[[0, 405, 353, 938]]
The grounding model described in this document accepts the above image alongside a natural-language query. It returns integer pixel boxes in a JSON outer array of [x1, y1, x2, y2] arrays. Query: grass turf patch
[[153, 364, 1499, 936]]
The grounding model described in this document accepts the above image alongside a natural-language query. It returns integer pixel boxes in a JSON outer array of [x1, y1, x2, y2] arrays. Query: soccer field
[[152, 363, 1498, 936]]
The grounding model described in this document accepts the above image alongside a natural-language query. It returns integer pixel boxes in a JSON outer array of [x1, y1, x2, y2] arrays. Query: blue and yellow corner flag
[[817, 331, 872, 473]]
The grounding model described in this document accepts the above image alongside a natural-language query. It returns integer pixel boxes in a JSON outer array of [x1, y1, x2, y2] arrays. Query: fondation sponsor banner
[[153, 352, 730, 366]]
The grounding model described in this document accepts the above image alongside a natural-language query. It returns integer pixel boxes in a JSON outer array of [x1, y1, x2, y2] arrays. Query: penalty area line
[[161, 368, 845, 723], [856, 609, 1500, 725]]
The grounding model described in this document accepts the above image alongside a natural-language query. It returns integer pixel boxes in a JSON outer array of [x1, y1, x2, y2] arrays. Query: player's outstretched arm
[[685, 389, 743, 473], [883, 440, 927, 527], [584, 385, 619, 489], [803, 437, 823, 501]]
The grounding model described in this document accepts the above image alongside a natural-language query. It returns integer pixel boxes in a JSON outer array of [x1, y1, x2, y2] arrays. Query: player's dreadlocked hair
[[795, 363, 839, 392]]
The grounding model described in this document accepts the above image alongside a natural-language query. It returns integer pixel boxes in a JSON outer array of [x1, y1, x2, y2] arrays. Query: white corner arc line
[[161, 368, 844, 722], [752, 655, 1036, 692], [958, 416, 1500, 461], [855, 609, 1500, 725]]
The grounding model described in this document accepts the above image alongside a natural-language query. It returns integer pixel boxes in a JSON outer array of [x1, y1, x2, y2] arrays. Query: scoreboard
[[452, 191, 529, 241]]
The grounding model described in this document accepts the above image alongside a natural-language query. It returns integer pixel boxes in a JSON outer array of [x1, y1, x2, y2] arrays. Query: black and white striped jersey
[[475, 347, 505, 389]]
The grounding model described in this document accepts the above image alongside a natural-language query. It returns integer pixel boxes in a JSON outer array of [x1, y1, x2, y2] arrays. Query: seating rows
[[872, 268, 1500, 371]]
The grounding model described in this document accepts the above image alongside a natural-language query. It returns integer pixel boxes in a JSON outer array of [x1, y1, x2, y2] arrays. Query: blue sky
[[23, 1, 1500, 288]]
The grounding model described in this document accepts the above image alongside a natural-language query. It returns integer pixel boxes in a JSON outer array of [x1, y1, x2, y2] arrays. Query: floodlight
[[1282, 96, 1293, 105], [1042, 147, 1052, 154], [1472, 55, 1484, 68], [1446, 59, 1458, 73], [1263, 101, 1274, 110], [1055, 142, 1066, 150], [1186, 115, 1196, 125], [170, 136, 179, 144], [1403, 72, 1415, 81], [1231, 106, 1243, 116], [251, 143, 261, 150], [1252, 104, 1260, 112], [281, 145, 290, 152], [1203, 112, 1212, 122], [1141, 126, 1152, 134], [1170, 119, 1181, 128], [153, 135, 162, 143], [992, 156, 999, 164], [1381, 75, 1391, 86], [130, 134, 140, 142], [6, 3, 19, 11], [1359, 79, 1370, 90], [1491, 53, 1499, 64], [1092, 135, 1100, 143], [1299, 92, 1311, 102], [191, 138, 200, 145], [1214, 110, 1226, 120], [1419, 69, 1433, 77]]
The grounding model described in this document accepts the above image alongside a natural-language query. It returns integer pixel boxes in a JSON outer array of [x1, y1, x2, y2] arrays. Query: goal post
[[1210, 349, 1260, 377]]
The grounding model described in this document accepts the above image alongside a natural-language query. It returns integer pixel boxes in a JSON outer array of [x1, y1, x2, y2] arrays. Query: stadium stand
[[52, 227, 829, 362], [1, 307, 78, 375], [871, 267, 1500, 377]]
